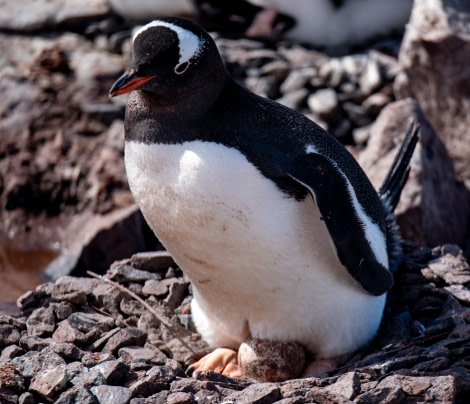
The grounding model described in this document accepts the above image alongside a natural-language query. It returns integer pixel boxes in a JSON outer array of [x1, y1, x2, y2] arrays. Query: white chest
[[124, 140, 386, 356]]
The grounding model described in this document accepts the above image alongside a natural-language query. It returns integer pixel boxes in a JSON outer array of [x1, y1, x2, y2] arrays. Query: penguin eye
[[174, 61, 190, 75]]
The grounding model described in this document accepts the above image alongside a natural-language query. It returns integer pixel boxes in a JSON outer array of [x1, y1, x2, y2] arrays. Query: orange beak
[[109, 70, 156, 97]]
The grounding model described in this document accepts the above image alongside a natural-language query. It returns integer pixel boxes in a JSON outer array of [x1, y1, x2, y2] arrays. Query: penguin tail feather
[[378, 120, 420, 211], [378, 119, 420, 271]]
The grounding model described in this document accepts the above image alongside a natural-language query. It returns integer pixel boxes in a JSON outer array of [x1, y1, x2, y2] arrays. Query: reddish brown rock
[[358, 99, 470, 252], [394, 0, 470, 183]]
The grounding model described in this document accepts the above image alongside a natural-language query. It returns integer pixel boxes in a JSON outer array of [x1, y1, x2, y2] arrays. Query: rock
[[102, 327, 147, 355], [0, 364, 25, 391], [0, 0, 110, 32], [342, 102, 371, 127], [29, 350, 68, 400], [90, 385, 133, 404], [307, 88, 339, 121], [129, 364, 183, 397], [276, 88, 309, 111], [0, 345, 24, 363], [280, 69, 313, 94], [26, 306, 55, 337], [394, 0, 470, 183], [130, 251, 176, 273], [238, 338, 306, 382], [324, 372, 361, 401], [426, 253, 470, 285], [358, 98, 470, 252], [19, 335, 53, 352], [50, 301, 75, 320], [357, 374, 456, 404], [0, 389, 18, 404], [93, 360, 130, 385], [362, 92, 391, 116], [142, 279, 171, 297], [43, 205, 154, 279], [360, 58, 382, 94], [68, 311, 115, 334], [119, 346, 168, 365], [53, 319, 96, 345], [51, 342, 85, 361], [55, 385, 99, 404], [228, 383, 281, 404], [18, 392, 35, 404], [108, 261, 159, 283], [166, 391, 195, 404], [164, 281, 188, 312], [0, 324, 21, 348]]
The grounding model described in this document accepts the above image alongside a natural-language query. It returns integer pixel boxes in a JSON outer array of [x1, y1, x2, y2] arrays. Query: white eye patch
[[133, 20, 204, 74]]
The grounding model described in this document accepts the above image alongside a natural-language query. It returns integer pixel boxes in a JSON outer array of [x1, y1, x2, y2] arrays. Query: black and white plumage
[[109, 17, 417, 373]]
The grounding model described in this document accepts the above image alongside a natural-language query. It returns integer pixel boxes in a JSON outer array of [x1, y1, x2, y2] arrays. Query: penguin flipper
[[287, 152, 393, 296]]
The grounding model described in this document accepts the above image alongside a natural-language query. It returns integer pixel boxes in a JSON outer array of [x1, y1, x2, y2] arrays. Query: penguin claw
[[188, 348, 243, 378]]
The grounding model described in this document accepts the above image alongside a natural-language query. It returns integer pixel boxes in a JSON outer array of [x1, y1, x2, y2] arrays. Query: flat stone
[[68, 311, 115, 334], [81, 352, 115, 367], [130, 251, 176, 273], [142, 279, 170, 297], [90, 385, 132, 404], [118, 346, 168, 365], [102, 327, 146, 355], [166, 392, 195, 404], [108, 264, 159, 283]]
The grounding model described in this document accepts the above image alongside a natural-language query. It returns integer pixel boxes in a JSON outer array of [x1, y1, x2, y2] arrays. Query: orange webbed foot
[[188, 348, 243, 378]]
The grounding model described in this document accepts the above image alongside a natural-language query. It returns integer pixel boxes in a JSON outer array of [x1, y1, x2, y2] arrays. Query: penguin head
[[110, 17, 226, 105]]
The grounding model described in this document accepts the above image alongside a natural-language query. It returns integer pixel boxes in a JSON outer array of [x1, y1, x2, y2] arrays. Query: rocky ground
[[1, 244, 470, 403], [1, 0, 470, 403]]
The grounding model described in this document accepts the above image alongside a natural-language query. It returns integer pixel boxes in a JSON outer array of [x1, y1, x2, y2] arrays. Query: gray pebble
[[307, 88, 339, 121]]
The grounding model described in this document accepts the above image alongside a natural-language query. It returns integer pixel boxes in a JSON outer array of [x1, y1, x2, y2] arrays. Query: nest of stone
[[1, 242, 470, 403]]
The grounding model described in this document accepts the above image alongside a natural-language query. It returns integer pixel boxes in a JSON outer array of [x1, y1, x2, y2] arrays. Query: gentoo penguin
[[109, 0, 195, 20], [109, 17, 418, 377], [246, 0, 413, 47], [109, 0, 413, 47]]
